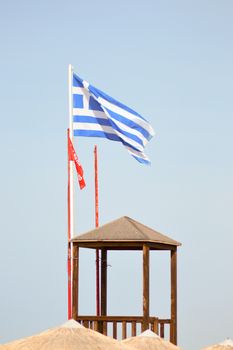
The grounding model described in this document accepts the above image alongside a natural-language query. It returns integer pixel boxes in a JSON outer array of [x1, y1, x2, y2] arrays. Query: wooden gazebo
[[71, 216, 181, 344]]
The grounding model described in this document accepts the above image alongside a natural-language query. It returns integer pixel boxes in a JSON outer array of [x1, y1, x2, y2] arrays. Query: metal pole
[[67, 64, 74, 319], [67, 129, 72, 319]]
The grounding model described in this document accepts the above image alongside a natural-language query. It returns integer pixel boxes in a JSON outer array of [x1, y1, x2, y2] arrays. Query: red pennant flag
[[68, 135, 86, 190]]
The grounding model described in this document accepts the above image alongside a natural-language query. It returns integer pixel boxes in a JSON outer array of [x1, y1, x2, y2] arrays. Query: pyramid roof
[[72, 216, 181, 250]]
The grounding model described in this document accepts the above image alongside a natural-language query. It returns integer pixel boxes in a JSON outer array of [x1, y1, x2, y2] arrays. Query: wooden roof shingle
[[71, 216, 181, 250]]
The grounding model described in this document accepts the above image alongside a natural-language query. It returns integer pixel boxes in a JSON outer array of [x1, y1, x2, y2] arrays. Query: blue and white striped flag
[[72, 72, 155, 164]]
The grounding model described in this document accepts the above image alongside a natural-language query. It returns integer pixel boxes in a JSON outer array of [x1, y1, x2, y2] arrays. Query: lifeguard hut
[[71, 216, 181, 344]]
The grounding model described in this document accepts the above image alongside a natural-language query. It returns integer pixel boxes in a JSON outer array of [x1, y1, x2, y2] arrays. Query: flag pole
[[67, 64, 74, 319], [94, 145, 100, 316]]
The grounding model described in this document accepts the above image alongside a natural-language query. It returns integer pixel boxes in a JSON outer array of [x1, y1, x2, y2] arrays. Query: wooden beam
[[101, 249, 107, 316], [77, 315, 156, 322], [72, 244, 79, 320], [142, 244, 150, 331], [170, 248, 177, 344], [72, 241, 177, 251]]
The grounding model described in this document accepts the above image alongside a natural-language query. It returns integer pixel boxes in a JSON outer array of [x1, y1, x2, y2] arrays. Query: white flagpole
[[68, 64, 74, 319], [68, 64, 74, 238]]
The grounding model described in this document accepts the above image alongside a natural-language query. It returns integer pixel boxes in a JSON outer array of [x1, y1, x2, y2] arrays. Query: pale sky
[[0, 1, 233, 350]]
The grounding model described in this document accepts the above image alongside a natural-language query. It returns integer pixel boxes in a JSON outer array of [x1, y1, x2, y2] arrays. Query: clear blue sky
[[0, 1, 233, 349]]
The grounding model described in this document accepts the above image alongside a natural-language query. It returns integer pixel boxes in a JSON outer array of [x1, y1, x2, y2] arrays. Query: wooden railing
[[76, 316, 171, 340]]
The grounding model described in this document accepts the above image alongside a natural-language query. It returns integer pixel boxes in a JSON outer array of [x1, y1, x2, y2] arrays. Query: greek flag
[[72, 72, 155, 164]]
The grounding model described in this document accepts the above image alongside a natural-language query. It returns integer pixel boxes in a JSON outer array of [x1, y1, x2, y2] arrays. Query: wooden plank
[[98, 321, 103, 334], [72, 241, 177, 251], [83, 320, 89, 328], [170, 248, 177, 345], [122, 321, 127, 339], [160, 323, 164, 338], [72, 244, 79, 320], [94, 321, 98, 332], [158, 319, 171, 324], [153, 318, 159, 334], [132, 321, 136, 336], [142, 244, 150, 331], [101, 249, 107, 316], [103, 321, 107, 336], [73, 315, 161, 322], [113, 321, 117, 339]]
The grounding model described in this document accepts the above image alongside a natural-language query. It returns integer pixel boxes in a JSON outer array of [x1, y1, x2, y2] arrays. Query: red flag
[[68, 135, 86, 190]]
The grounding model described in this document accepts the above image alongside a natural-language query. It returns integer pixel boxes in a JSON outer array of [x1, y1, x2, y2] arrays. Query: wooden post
[[72, 243, 79, 320], [94, 146, 100, 316], [170, 248, 177, 344], [100, 248, 107, 334], [101, 249, 107, 315], [142, 244, 150, 331]]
